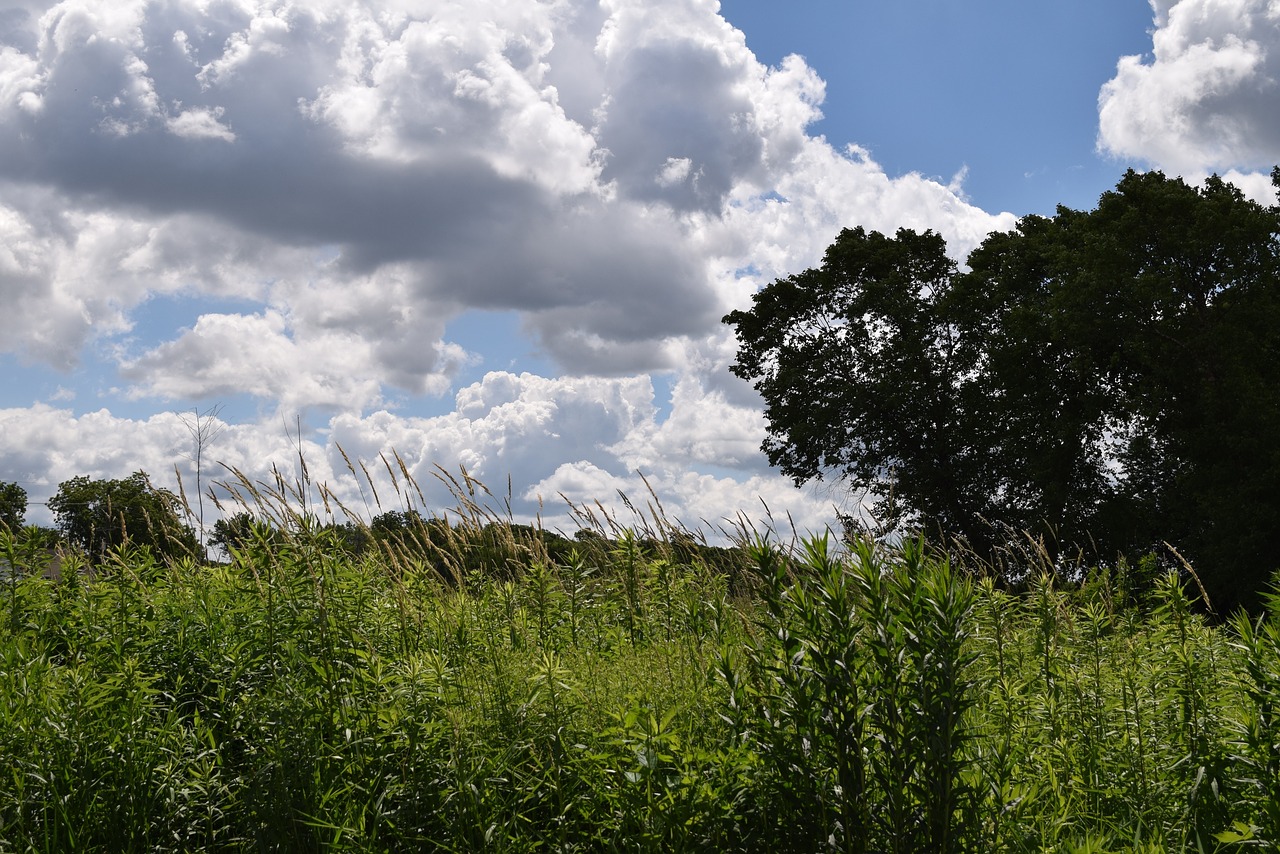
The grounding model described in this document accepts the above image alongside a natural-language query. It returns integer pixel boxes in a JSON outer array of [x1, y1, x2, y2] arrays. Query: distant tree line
[[209, 506, 748, 589], [0, 474, 748, 589]]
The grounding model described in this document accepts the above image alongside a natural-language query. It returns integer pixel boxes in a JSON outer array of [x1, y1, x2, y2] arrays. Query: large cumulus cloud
[[0, 0, 1008, 383], [1099, 0, 1280, 196], [0, 0, 1013, 534]]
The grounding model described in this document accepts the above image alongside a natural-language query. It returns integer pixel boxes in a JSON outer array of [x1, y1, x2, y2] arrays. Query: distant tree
[[371, 510, 428, 543], [48, 472, 199, 564], [725, 169, 1280, 613], [321, 521, 372, 557], [0, 482, 26, 532], [208, 511, 265, 557]]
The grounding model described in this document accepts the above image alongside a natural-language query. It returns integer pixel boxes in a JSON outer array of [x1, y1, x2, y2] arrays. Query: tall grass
[[0, 458, 1278, 851]]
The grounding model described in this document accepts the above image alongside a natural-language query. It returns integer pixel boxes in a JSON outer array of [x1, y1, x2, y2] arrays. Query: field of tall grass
[[2, 465, 1280, 851]]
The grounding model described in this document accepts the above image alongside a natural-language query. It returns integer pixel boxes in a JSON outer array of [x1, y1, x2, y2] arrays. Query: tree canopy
[[0, 482, 26, 532], [48, 472, 199, 564], [724, 169, 1280, 613]]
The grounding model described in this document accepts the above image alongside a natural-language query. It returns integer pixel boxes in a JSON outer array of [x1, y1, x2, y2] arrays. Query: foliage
[[3, 493, 1279, 851], [47, 471, 198, 565], [721, 535, 978, 852], [0, 482, 25, 532], [207, 510, 256, 556], [724, 169, 1280, 613], [10, 453, 1279, 849]]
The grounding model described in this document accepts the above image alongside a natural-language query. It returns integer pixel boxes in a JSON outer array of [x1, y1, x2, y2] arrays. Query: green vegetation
[[2, 466, 1280, 852], [724, 169, 1280, 614], [6, 169, 1280, 849], [47, 472, 199, 565], [0, 481, 25, 533]]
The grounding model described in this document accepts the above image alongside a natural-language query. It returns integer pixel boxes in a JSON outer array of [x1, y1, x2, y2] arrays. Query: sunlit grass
[[0, 458, 1277, 851]]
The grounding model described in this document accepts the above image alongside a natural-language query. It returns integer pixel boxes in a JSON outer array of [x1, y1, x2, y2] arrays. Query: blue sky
[[1, 0, 1277, 535], [723, 0, 1157, 216]]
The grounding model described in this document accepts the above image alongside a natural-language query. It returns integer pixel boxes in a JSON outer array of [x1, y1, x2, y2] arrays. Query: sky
[[2, 0, 1279, 542]]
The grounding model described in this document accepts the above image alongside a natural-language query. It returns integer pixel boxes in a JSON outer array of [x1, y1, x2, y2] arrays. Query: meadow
[[1, 469, 1279, 852]]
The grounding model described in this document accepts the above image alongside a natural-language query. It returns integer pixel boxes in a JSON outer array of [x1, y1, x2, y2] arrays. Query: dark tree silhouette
[[726, 169, 1280, 613], [0, 482, 26, 532]]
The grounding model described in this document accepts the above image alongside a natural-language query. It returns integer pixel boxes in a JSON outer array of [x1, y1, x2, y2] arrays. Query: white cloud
[[0, 402, 336, 526], [0, 0, 1023, 539], [529, 462, 837, 540], [656, 156, 693, 188], [0, 195, 179, 368], [118, 311, 382, 411], [0, 0, 1010, 379], [331, 371, 658, 491], [608, 371, 769, 474], [1098, 0, 1280, 192], [167, 106, 235, 141], [0, 371, 842, 539], [300, 1, 603, 196]]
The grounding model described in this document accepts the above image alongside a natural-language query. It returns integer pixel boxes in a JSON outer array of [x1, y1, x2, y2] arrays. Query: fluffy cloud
[[117, 310, 470, 412], [0, 0, 1008, 380], [0, 403, 329, 522], [0, 0, 1016, 537], [328, 371, 659, 495], [0, 371, 840, 539], [1099, 0, 1280, 188]]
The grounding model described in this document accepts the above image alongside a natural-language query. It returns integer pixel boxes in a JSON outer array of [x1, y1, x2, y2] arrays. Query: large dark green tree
[[725, 169, 1280, 613], [48, 471, 199, 564]]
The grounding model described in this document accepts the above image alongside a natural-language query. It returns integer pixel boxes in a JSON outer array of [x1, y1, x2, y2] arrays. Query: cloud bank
[[1, 0, 1021, 534], [1099, 0, 1280, 200]]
